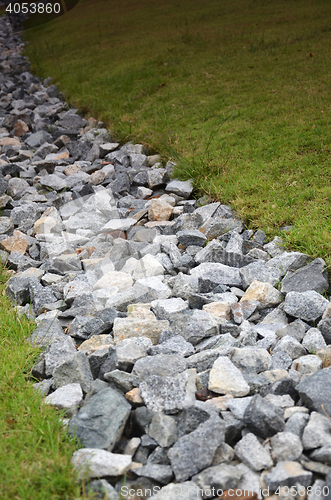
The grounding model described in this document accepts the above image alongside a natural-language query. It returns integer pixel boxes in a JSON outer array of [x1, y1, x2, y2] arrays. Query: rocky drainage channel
[[2, 14, 331, 500]]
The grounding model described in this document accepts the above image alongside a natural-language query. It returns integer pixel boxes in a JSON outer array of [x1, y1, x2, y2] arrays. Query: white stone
[[209, 356, 250, 396], [44, 383, 83, 415], [93, 271, 133, 291], [71, 448, 132, 479]]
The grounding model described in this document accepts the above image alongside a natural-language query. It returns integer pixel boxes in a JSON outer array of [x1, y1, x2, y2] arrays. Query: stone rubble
[[2, 13, 331, 500]]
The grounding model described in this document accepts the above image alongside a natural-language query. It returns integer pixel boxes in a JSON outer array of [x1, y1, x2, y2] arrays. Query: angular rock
[[149, 413, 178, 448], [283, 291, 329, 322], [208, 357, 250, 397], [297, 368, 331, 416], [113, 317, 169, 345], [234, 433, 273, 471], [71, 448, 132, 479], [243, 394, 285, 438], [270, 431, 303, 462], [168, 416, 225, 482], [53, 352, 94, 393], [281, 258, 329, 294], [139, 369, 196, 414], [69, 387, 131, 450], [44, 383, 83, 416], [168, 309, 219, 345], [264, 461, 312, 490]]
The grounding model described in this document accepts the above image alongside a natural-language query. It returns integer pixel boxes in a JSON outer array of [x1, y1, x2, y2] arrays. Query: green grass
[[0, 267, 87, 500], [22, 0, 331, 265]]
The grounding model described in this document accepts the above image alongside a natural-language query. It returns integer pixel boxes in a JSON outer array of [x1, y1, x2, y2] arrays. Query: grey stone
[[71, 448, 131, 479], [281, 258, 329, 294], [227, 397, 253, 420], [271, 351, 293, 370], [28, 278, 58, 315], [192, 464, 243, 498], [234, 433, 273, 471], [132, 354, 187, 381], [69, 387, 131, 450], [276, 322, 306, 342], [116, 337, 152, 371], [25, 130, 53, 148], [103, 370, 139, 393], [87, 480, 118, 500], [150, 297, 188, 320], [168, 309, 219, 345], [230, 347, 272, 373], [139, 369, 196, 414], [177, 229, 207, 247], [240, 261, 283, 289], [6, 276, 30, 305], [44, 335, 77, 376], [133, 464, 173, 485], [283, 291, 329, 322], [29, 318, 66, 347], [166, 179, 193, 199], [317, 318, 331, 345], [243, 394, 285, 438], [39, 174, 67, 191], [302, 412, 331, 450], [53, 352, 94, 393], [177, 402, 215, 438], [310, 446, 331, 465], [149, 413, 178, 448], [168, 416, 225, 482], [147, 335, 195, 357], [303, 327, 327, 352], [283, 412, 309, 439], [88, 349, 109, 379], [212, 442, 235, 465], [44, 383, 83, 416], [297, 368, 331, 416], [291, 355, 322, 375], [273, 335, 307, 360], [191, 262, 242, 289], [264, 461, 313, 490], [270, 431, 303, 462]]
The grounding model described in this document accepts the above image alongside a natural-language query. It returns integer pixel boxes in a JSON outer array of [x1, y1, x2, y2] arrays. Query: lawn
[[0, 266, 85, 499], [23, 0, 331, 263]]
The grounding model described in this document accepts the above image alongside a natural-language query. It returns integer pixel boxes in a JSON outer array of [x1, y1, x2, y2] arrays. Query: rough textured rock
[[68, 387, 131, 450]]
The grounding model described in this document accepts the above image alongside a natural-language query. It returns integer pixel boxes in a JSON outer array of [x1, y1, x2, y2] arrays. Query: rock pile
[[2, 14, 331, 500]]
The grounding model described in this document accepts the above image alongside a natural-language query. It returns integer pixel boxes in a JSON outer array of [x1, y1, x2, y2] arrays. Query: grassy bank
[[0, 267, 83, 500], [23, 0, 331, 262]]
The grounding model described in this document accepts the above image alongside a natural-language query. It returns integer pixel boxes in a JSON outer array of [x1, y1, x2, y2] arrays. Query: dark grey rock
[[297, 368, 331, 416], [6, 275, 30, 305], [53, 351, 94, 393], [284, 412, 309, 438], [132, 354, 187, 381], [68, 387, 131, 450], [168, 309, 219, 345], [177, 230, 207, 247], [104, 370, 139, 393], [149, 413, 178, 448], [281, 258, 329, 294], [264, 461, 313, 490], [243, 394, 285, 438], [317, 318, 331, 345], [168, 416, 225, 482], [147, 335, 194, 357], [29, 318, 66, 347]]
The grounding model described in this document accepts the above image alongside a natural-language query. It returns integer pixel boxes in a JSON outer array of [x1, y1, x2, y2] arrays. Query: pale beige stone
[[205, 394, 234, 410], [127, 303, 155, 320], [89, 170, 105, 185], [126, 388, 144, 405], [78, 334, 114, 353], [208, 356, 250, 396], [0, 137, 21, 147], [113, 317, 169, 345], [203, 301, 231, 320], [0, 230, 28, 254], [63, 164, 81, 176], [241, 280, 283, 309], [148, 199, 174, 221], [13, 119, 29, 137]]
